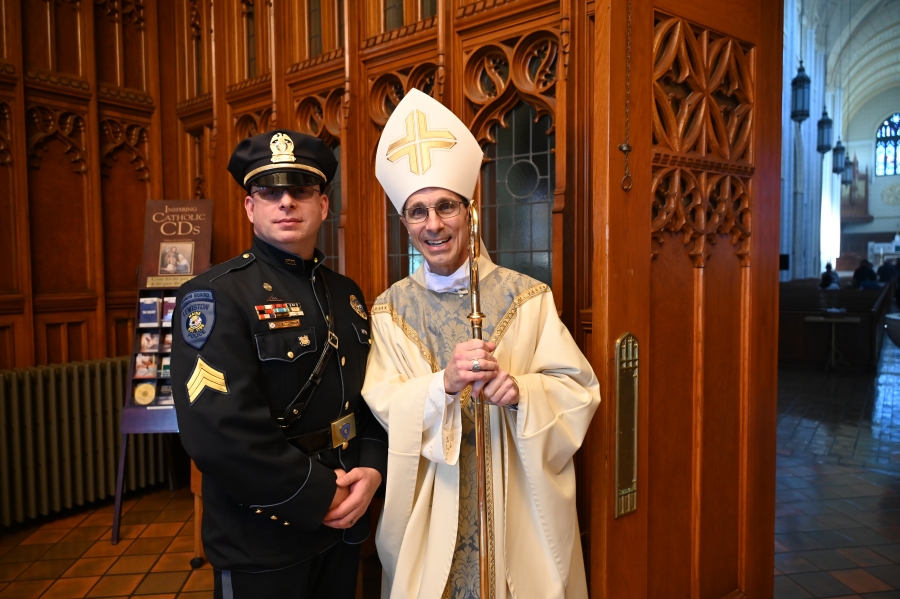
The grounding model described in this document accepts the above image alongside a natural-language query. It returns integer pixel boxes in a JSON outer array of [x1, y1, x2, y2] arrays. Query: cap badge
[[269, 132, 297, 164], [386, 110, 457, 176]]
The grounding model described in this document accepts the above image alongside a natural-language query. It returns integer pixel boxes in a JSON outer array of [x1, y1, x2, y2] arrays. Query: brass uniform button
[[341, 356, 346, 366], [270, 515, 278, 521], [255, 509, 262, 514], [283, 521, 290, 526], [264, 283, 272, 291], [344, 402, 349, 410], [287, 351, 294, 359], [314, 257, 319, 263], [243, 253, 250, 258]]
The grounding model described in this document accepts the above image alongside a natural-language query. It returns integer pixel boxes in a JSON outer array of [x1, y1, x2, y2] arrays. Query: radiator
[[0, 358, 168, 527]]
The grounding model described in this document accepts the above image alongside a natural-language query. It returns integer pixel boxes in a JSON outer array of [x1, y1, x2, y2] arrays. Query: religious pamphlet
[[139, 298, 162, 327]]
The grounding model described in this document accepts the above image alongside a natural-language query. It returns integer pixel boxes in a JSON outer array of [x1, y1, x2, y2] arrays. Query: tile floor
[[775, 340, 900, 597], [0, 488, 211, 599], [4, 342, 900, 598]]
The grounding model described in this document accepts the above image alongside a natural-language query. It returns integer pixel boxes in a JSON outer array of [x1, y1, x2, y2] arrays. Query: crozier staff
[[363, 89, 600, 599], [171, 129, 387, 599]]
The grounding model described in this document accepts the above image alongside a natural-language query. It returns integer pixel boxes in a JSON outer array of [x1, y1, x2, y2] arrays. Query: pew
[[778, 279, 893, 370]]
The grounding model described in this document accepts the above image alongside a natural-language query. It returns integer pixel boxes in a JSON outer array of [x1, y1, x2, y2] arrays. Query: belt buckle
[[328, 331, 339, 349], [330, 412, 356, 449]]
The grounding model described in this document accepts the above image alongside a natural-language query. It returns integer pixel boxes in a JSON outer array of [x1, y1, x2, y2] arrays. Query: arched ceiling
[[807, 0, 900, 129]]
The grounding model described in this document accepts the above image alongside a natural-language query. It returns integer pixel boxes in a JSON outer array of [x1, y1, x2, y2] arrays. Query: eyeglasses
[[402, 200, 466, 224], [252, 186, 320, 201]]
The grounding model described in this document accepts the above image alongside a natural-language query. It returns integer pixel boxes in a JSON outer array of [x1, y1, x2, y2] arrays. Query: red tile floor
[[6, 342, 900, 598], [775, 340, 900, 597], [0, 488, 211, 599]]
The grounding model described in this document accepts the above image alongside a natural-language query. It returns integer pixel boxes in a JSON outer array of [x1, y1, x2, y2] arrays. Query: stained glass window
[[318, 144, 342, 271], [481, 101, 555, 286], [421, 0, 437, 18], [387, 198, 423, 283], [875, 113, 900, 177], [385, 0, 404, 31], [243, 1, 256, 79], [308, 0, 322, 58]]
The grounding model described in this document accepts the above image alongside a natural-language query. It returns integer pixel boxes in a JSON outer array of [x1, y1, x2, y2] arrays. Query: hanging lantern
[[817, 107, 833, 153], [832, 138, 846, 174], [791, 61, 811, 123], [841, 154, 854, 185]]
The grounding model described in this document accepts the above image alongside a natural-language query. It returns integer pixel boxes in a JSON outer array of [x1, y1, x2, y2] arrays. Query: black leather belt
[[286, 410, 368, 455]]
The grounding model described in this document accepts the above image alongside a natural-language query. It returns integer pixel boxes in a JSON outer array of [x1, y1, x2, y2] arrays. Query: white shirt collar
[[423, 260, 470, 294]]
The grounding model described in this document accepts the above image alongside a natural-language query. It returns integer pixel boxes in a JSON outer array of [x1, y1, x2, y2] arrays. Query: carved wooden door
[[588, 0, 781, 597]]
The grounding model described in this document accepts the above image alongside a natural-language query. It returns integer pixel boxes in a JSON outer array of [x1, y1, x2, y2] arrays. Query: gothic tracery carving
[[652, 13, 755, 267], [99, 119, 150, 181], [26, 106, 88, 173], [464, 31, 558, 145], [295, 88, 342, 146], [234, 108, 273, 141]]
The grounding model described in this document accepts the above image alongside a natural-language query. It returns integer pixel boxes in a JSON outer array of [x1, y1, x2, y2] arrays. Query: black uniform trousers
[[213, 541, 360, 599]]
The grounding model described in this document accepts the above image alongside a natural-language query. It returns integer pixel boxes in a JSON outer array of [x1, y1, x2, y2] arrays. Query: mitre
[[375, 88, 484, 213]]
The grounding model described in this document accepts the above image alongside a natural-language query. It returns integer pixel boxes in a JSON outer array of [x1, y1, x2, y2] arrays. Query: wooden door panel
[[595, 0, 780, 596], [648, 236, 695, 598], [699, 241, 743, 597]]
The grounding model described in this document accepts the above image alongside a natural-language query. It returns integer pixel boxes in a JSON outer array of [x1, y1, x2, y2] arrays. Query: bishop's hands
[[444, 339, 519, 407], [323, 467, 382, 529]]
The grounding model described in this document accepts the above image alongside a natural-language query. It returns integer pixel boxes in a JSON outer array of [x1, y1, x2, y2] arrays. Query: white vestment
[[362, 255, 600, 599]]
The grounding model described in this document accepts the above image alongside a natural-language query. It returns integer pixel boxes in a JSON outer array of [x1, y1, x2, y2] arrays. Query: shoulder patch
[[181, 290, 216, 349]]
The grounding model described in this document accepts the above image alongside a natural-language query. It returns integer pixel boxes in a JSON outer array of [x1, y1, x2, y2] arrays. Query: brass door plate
[[615, 332, 638, 518]]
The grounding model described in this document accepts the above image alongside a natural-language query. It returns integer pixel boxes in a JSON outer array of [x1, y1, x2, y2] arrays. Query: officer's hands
[[328, 468, 351, 512], [444, 340, 498, 395], [323, 467, 382, 529], [482, 370, 519, 407]]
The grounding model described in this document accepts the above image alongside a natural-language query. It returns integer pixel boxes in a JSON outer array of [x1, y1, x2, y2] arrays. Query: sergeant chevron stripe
[[187, 357, 228, 403]]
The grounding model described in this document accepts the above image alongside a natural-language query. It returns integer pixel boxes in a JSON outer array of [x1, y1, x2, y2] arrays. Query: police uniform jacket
[[171, 236, 387, 572]]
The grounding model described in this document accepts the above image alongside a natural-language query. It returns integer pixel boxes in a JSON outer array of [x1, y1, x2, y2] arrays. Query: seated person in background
[[853, 260, 878, 289], [877, 259, 897, 283], [819, 271, 839, 290], [823, 262, 840, 284]]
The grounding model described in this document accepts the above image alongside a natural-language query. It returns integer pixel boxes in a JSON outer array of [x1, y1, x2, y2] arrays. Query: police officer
[[171, 130, 387, 599]]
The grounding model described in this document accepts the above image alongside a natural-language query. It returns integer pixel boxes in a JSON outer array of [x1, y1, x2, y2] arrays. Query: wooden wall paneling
[[340, 0, 364, 289], [590, 0, 652, 596], [33, 311, 96, 364], [0, 0, 36, 367], [105, 306, 134, 357], [97, 114, 151, 294], [357, 18, 439, 297], [0, 315, 28, 369], [209, 0, 243, 262], [24, 0, 109, 364]]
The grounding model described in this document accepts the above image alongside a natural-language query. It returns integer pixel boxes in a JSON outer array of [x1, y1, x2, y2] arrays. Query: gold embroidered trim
[[489, 283, 549, 347], [371, 303, 441, 373]]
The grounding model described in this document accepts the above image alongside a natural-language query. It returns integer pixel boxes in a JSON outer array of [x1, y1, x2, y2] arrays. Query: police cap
[[227, 129, 338, 192]]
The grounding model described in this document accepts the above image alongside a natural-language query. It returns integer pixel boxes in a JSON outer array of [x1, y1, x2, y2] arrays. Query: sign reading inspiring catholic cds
[[140, 199, 214, 289]]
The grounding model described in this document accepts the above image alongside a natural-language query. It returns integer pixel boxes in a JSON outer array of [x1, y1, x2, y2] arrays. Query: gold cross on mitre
[[386, 110, 457, 176]]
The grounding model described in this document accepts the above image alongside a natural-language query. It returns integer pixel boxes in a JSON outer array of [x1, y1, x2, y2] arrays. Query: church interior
[[1, 0, 900, 597]]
